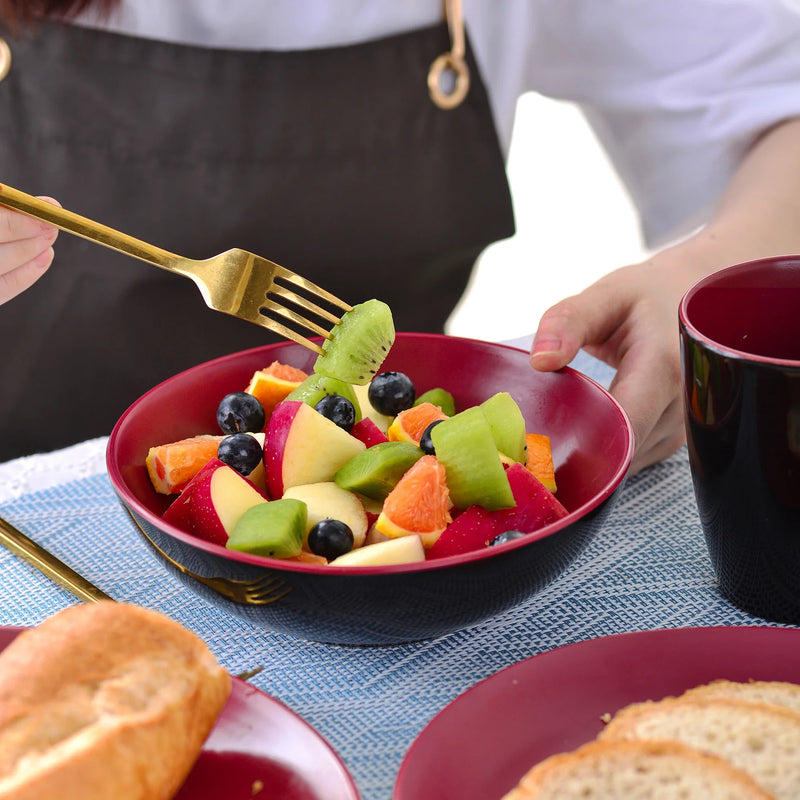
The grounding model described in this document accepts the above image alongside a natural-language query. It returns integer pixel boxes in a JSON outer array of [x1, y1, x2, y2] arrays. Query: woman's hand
[[529, 250, 704, 475], [531, 115, 800, 474], [0, 197, 60, 305]]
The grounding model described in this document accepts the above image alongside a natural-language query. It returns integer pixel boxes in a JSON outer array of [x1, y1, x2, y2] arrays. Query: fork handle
[[0, 513, 114, 604], [0, 183, 186, 272]]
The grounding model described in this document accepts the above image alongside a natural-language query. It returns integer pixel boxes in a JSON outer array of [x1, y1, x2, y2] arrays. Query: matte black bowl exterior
[[108, 334, 633, 645]]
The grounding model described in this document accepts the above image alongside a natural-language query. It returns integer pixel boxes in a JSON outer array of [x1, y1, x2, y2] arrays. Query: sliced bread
[[501, 739, 773, 799], [599, 696, 800, 799], [679, 679, 800, 716]]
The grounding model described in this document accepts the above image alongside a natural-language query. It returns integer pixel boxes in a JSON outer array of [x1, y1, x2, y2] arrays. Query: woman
[[1, 0, 800, 468]]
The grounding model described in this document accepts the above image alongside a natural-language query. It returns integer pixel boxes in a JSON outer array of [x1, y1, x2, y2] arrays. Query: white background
[[446, 92, 650, 343]]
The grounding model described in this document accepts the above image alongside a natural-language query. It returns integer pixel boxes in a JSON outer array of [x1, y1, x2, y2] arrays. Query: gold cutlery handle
[[0, 512, 269, 679], [0, 183, 185, 273], [0, 513, 113, 604]]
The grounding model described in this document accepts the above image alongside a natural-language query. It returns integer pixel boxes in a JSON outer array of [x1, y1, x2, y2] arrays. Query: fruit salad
[[145, 300, 568, 566]]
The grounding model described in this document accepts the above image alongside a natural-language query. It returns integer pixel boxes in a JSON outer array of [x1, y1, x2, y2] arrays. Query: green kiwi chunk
[[334, 441, 423, 501], [480, 392, 527, 463], [226, 499, 306, 558], [431, 406, 514, 511], [314, 299, 395, 386], [286, 374, 362, 422], [414, 387, 456, 416]]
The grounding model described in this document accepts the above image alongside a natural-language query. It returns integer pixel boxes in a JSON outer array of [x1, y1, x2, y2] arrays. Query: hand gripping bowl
[[107, 333, 633, 646]]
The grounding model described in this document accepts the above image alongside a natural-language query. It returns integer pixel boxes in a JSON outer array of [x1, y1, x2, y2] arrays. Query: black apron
[[0, 19, 514, 460]]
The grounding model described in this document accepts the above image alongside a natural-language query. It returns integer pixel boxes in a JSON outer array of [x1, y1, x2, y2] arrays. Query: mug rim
[[679, 254, 800, 368]]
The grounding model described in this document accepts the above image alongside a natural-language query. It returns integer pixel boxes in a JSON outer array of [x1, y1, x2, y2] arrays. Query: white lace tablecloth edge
[[0, 437, 109, 503]]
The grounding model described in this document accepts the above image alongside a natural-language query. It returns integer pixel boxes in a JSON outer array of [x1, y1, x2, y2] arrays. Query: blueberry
[[216, 392, 265, 434], [368, 371, 416, 416], [419, 419, 445, 455], [314, 394, 356, 432], [489, 530, 527, 547], [308, 519, 354, 561], [217, 433, 263, 477]]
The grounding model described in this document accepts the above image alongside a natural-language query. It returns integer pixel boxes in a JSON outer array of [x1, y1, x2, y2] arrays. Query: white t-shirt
[[73, 0, 800, 247]]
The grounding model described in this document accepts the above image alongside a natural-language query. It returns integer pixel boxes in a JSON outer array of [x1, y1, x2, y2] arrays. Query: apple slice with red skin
[[161, 457, 223, 532], [264, 400, 366, 498], [427, 463, 568, 559], [163, 457, 268, 546], [162, 478, 202, 533], [350, 418, 389, 448]]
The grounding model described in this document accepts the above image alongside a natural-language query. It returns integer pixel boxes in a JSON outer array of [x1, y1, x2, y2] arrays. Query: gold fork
[[0, 183, 352, 354], [0, 511, 266, 679], [0, 512, 112, 603], [129, 511, 291, 606]]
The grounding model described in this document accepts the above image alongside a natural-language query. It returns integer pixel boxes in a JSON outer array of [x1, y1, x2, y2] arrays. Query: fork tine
[[252, 573, 284, 589], [246, 585, 292, 604], [256, 260, 355, 354], [256, 313, 326, 355], [261, 298, 331, 338], [239, 573, 291, 604], [272, 265, 353, 314], [266, 285, 343, 326]]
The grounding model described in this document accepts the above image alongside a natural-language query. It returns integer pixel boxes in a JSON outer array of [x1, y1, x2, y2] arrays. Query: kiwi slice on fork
[[314, 299, 395, 386]]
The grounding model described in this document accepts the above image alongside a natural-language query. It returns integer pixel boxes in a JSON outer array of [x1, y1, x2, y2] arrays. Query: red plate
[[0, 626, 359, 800], [394, 626, 800, 800]]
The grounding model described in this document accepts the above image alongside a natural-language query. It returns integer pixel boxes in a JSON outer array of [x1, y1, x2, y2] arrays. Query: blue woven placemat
[[0, 445, 782, 800]]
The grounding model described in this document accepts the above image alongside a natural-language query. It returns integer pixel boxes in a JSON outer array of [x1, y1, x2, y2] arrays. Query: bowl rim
[[107, 334, 634, 575]]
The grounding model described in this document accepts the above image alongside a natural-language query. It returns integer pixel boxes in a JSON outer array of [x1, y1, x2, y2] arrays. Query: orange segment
[[374, 455, 452, 548], [387, 402, 449, 444], [286, 551, 329, 565], [146, 434, 223, 494], [525, 433, 557, 493], [245, 361, 308, 426]]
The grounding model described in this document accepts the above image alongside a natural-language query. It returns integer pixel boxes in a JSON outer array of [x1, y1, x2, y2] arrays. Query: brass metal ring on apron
[[0, 38, 11, 83], [428, 0, 470, 109]]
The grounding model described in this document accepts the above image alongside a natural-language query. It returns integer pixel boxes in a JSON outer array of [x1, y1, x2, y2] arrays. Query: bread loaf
[[0, 602, 231, 800], [502, 739, 773, 799]]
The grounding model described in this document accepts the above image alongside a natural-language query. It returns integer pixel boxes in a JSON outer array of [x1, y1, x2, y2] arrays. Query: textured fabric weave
[[0, 351, 787, 799]]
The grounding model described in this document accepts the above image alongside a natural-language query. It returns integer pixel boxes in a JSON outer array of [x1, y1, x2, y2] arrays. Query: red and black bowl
[[107, 333, 633, 645]]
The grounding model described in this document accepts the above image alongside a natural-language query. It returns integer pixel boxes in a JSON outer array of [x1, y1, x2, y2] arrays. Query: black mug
[[679, 255, 800, 623]]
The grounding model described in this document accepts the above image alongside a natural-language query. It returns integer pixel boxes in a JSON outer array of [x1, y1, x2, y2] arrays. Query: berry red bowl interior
[[107, 333, 633, 645]]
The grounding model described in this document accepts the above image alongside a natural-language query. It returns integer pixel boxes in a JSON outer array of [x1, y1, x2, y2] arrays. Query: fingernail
[[532, 335, 561, 356]]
